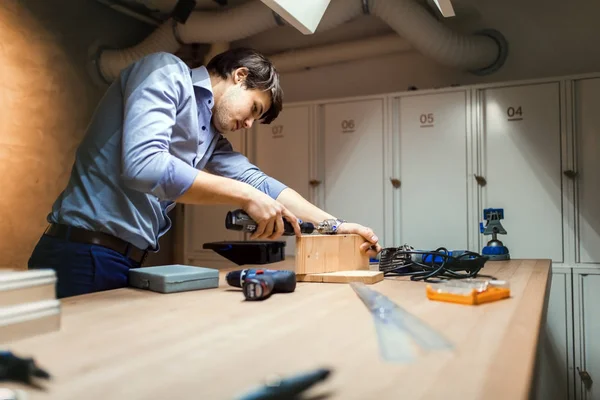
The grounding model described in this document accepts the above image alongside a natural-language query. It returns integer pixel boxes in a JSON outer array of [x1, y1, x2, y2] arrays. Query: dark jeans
[[28, 234, 140, 298]]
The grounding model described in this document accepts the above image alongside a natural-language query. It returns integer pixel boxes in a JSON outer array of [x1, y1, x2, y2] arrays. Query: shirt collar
[[190, 65, 214, 111]]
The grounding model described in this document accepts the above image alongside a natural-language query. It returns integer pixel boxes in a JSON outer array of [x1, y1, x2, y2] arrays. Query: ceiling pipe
[[90, 0, 508, 83], [94, 21, 180, 84], [368, 0, 507, 75], [269, 34, 412, 73]]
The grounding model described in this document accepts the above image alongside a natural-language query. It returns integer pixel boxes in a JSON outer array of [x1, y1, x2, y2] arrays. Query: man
[[28, 48, 382, 298]]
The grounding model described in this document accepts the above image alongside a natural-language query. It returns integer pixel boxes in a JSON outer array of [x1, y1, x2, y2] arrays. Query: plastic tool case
[[203, 241, 286, 265], [129, 265, 219, 293]]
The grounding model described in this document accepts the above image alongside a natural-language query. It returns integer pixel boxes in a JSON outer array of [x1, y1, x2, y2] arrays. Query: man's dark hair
[[206, 47, 283, 124]]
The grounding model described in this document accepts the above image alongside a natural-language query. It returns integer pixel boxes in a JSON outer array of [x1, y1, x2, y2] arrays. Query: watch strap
[[317, 218, 346, 234]]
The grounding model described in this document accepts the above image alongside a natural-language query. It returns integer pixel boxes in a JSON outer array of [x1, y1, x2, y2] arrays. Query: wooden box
[[295, 234, 370, 274]]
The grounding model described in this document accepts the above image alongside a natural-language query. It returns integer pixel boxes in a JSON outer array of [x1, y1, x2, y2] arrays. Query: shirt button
[[208, 100, 212, 104], [202, 126, 206, 130]]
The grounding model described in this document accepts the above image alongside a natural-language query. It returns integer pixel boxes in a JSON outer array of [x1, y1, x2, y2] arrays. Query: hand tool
[[480, 208, 510, 260], [226, 269, 296, 301], [226, 210, 349, 236], [226, 209, 315, 236], [237, 367, 331, 400], [0, 351, 51, 389]]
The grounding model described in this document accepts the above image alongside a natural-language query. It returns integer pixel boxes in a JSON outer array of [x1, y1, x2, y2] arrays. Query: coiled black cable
[[378, 245, 492, 283]]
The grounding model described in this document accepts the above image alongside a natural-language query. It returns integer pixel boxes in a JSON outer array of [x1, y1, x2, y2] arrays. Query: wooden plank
[[295, 234, 369, 274], [1, 259, 550, 400], [0, 300, 61, 342], [0, 269, 56, 306], [296, 270, 384, 284]]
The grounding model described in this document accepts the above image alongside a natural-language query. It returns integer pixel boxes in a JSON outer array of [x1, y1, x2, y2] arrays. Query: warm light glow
[[0, 2, 87, 269]]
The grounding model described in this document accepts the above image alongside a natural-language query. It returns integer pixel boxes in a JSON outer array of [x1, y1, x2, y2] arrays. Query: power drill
[[226, 269, 297, 301], [226, 209, 315, 236]]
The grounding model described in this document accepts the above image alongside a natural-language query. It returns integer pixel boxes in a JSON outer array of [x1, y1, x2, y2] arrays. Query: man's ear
[[233, 67, 249, 85]]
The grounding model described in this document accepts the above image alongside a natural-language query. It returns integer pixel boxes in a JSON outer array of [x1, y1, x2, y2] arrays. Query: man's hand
[[243, 190, 301, 240], [336, 222, 382, 258]]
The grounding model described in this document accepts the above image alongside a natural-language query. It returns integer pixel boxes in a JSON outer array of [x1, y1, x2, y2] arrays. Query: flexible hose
[[369, 0, 500, 71]]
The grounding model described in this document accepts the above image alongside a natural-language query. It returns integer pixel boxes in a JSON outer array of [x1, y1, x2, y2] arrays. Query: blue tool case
[[128, 265, 219, 293]]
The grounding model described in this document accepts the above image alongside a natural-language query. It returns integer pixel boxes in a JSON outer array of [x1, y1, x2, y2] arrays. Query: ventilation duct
[[269, 34, 412, 73], [91, 0, 508, 83]]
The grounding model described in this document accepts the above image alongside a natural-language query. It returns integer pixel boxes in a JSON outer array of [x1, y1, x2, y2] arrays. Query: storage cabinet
[[533, 268, 574, 400], [252, 104, 313, 256], [476, 82, 564, 262], [394, 90, 471, 251], [318, 98, 389, 247], [571, 77, 600, 400], [574, 270, 600, 400], [573, 78, 600, 265]]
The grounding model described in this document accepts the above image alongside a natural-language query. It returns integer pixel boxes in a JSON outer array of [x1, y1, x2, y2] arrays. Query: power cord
[[378, 244, 492, 283]]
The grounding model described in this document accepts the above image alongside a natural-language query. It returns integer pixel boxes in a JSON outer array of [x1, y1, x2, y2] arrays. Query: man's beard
[[212, 87, 240, 132], [212, 106, 231, 132]]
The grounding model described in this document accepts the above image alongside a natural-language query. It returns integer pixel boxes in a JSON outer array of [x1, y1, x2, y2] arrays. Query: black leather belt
[[45, 223, 149, 265]]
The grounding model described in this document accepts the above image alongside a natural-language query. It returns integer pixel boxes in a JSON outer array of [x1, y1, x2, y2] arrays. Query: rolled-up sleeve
[[120, 52, 199, 201], [204, 134, 288, 199]]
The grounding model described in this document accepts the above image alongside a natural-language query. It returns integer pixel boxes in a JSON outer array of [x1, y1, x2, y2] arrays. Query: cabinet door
[[573, 79, 600, 264], [320, 98, 386, 246], [253, 105, 312, 256], [397, 90, 470, 250], [479, 83, 563, 262], [183, 130, 245, 267], [533, 268, 574, 400], [573, 269, 600, 400]]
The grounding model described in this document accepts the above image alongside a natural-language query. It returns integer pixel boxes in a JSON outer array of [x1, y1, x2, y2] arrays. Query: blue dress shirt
[[48, 52, 287, 251]]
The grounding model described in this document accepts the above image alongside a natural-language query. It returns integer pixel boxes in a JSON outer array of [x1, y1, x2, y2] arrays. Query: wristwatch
[[317, 218, 346, 234]]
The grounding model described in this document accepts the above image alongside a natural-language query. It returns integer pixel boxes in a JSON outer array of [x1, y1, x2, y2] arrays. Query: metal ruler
[[350, 282, 453, 362]]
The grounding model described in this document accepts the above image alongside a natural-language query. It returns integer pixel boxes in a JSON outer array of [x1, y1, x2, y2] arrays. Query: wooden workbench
[[2, 259, 551, 400]]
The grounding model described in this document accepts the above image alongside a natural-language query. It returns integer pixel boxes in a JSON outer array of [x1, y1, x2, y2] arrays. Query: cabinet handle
[[577, 367, 593, 389], [309, 179, 322, 187], [389, 178, 401, 188], [474, 175, 487, 186], [563, 170, 578, 179]]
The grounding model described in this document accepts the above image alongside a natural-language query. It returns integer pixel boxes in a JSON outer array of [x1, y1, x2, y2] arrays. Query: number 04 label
[[507, 106, 523, 121]]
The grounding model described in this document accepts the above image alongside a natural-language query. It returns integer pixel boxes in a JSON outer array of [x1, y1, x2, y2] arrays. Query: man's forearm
[[276, 188, 335, 225], [175, 170, 254, 207]]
